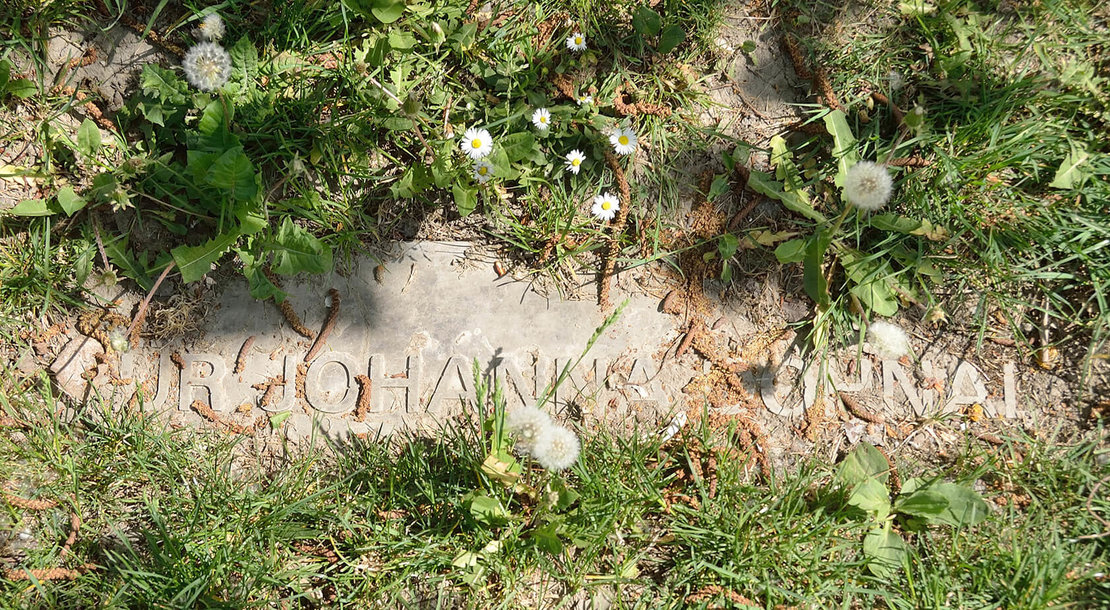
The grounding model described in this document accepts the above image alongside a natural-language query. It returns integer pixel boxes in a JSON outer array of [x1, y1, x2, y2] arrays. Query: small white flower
[[460, 127, 493, 160], [610, 127, 637, 156], [531, 108, 552, 131], [506, 406, 553, 454], [566, 32, 587, 52], [592, 192, 619, 221], [532, 424, 580, 471], [197, 13, 225, 41], [182, 42, 232, 92], [576, 94, 593, 106], [472, 159, 493, 184], [565, 149, 585, 175], [867, 321, 912, 360], [844, 160, 893, 211]]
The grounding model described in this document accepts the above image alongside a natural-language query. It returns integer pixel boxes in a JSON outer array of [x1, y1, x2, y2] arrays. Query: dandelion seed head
[[867, 321, 912, 360], [843, 160, 893, 211], [532, 424, 580, 471], [182, 42, 231, 92], [506, 406, 553, 454], [197, 13, 225, 41]]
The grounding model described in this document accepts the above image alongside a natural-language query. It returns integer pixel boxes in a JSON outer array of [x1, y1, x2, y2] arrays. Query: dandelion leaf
[[1049, 141, 1091, 189], [824, 109, 860, 187], [268, 218, 333, 276], [863, 526, 907, 577]]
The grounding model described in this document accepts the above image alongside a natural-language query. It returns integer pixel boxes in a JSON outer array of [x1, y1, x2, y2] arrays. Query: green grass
[[1, 370, 1107, 608]]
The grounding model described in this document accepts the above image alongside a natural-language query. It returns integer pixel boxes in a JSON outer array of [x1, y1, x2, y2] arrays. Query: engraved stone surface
[[50, 241, 1031, 447]]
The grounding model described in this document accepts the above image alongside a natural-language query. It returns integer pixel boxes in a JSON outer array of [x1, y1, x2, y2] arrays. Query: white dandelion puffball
[[843, 160, 893, 211], [472, 159, 493, 184], [532, 424, 580, 472], [565, 149, 585, 175], [592, 192, 619, 221], [460, 127, 493, 160], [182, 42, 231, 92], [197, 13, 225, 41], [506, 406, 553, 454], [868, 321, 912, 360], [531, 108, 552, 131], [576, 94, 593, 106], [610, 127, 637, 156], [566, 32, 587, 52]]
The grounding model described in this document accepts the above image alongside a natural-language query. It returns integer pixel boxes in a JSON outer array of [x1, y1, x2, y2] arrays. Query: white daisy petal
[[565, 149, 585, 175], [460, 127, 493, 160], [566, 32, 587, 52], [531, 108, 552, 131], [610, 127, 637, 156], [591, 192, 620, 221], [472, 159, 493, 184]]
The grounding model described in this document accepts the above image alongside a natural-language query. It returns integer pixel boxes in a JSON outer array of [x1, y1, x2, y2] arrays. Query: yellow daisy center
[[471, 138, 482, 149], [478, 166, 488, 175], [618, 135, 629, 146], [601, 201, 612, 211], [540, 116, 548, 123], [572, 159, 580, 166], [575, 36, 583, 44]]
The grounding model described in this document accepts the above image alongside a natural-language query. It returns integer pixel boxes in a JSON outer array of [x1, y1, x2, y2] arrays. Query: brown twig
[[3, 492, 58, 510], [125, 261, 176, 349], [279, 299, 316, 340], [3, 567, 85, 582], [305, 289, 340, 362], [685, 585, 758, 606], [191, 400, 252, 435], [887, 156, 932, 168], [838, 391, 885, 423], [598, 151, 633, 310]]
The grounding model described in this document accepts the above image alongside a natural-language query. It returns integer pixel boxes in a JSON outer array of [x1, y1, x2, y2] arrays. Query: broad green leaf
[[197, 98, 227, 135], [549, 476, 580, 512], [229, 36, 259, 79], [823, 109, 860, 187], [707, 174, 730, 201], [467, 494, 508, 526], [850, 278, 899, 316], [6, 77, 36, 99], [863, 526, 907, 577], [269, 217, 332, 275], [657, 25, 685, 54], [531, 523, 563, 554], [899, 0, 936, 15], [388, 30, 417, 50], [55, 186, 87, 216], [172, 231, 241, 283], [6, 199, 58, 216], [0, 59, 9, 92], [717, 233, 739, 260], [500, 132, 536, 163], [931, 483, 989, 527], [774, 238, 807, 263], [848, 477, 892, 520], [869, 213, 921, 234], [1049, 142, 1090, 189], [76, 119, 101, 158], [205, 146, 258, 202], [895, 488, 950, 519], [381, 117, 414, 131], [837, 442, 890, 488], [747, 170, 826, 223], [371, 0, 405, 23], [237, 248, 286, 302], [480, 452, 522, 485], [839, 247, 900, 315], [803, 231, 831, 308], [453, 183, 477, 217], [631, 6, 662, 36]]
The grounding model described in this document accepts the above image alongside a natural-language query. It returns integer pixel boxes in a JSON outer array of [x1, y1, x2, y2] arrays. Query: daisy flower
[[532, 424, 580, 471], [610, 127, 637, 156], [867, 321, 912, 360], [844, 161, 893, 211], [460, 127, 493, 160], [506, 406, 553, 455], [576, 94, 593, 106], [592, 192, 620, 221], [196, 13, 225, 41], [566, 32, 587, 52], [472, 159, 493, 184], [182, 42, 231, 92], [565, 149, 585, 175], [531, 108, 552, 131]]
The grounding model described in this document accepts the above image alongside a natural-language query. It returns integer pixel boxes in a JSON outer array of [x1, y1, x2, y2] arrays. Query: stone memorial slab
[[51, 241, 1030, 449]]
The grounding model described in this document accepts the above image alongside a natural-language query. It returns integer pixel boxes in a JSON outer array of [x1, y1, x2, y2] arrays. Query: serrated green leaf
[[172, 231, 241, 283], [657, 25, 685, 54], [205, 146, 258, 201], [747, 170, 826, 223], [55, 186, 87, 216], [531, 523, 563, 554], [237, 248, 286, 302], [707, 174, 730, 201], [500, 132, 536, 163], [105, 237, 153, 290], [140, 64, 187, 104], [824, 109, 860, 188], [803, 231, 831, 307], [6, 78, 37, 99], [717, 233, 739, 260], [198, 98, 227, 135], [229, 36, 259, 80], [863, 526, 907, 577], [76, 119, 101, 158], [632, 6, 662, 36], [0, 60, 10, 92], [268, 217, 332, 276], [480, 452, 522, 485]]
